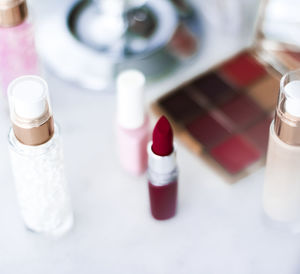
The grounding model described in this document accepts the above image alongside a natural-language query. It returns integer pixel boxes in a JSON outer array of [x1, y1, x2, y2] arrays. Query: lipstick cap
[[8, 75, 54, 145], [116, 70, 146, 129]]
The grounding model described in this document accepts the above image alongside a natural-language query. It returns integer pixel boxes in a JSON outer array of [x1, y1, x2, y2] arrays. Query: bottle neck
[[13, 116, 54, 146], [0, 0, 27, 27], [274, 100, 300, 146]]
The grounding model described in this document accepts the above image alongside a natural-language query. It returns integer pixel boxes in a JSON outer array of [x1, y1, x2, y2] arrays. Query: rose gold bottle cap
[[8, 75, 54, 146], [0, 0, 27, 27]]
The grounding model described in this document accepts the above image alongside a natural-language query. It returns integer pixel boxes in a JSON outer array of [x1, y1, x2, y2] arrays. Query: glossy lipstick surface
[[148, 116, 178, 220], [152, 116, 173, 156]]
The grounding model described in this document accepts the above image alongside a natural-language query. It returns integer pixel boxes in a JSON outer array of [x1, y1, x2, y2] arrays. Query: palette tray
[[270, 50, 300, 71], [152, 51, 282, 182]]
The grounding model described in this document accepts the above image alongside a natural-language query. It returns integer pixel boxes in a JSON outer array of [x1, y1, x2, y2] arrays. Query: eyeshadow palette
[[152, 51, 280, 182], [151, 0, 300, 182], [269, 49, 300, 71]]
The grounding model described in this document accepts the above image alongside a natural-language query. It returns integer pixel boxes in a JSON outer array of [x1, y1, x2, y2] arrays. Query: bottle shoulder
[[8, 123, 61, 155]]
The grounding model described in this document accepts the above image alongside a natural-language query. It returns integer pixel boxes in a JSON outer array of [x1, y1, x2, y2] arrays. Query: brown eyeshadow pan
[[248, 77, 279, 111], [153, 50, 280, 181]]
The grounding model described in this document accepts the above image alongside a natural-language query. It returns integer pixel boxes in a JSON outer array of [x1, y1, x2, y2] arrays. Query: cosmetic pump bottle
[[116, 70, 150, 176], [264, 69, 300, 231], [0, 0, 40, 95], [8, 75, 73, 237]]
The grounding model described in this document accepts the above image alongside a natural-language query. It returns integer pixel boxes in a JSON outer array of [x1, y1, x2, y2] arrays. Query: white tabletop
[[1, 1, 300, 273]]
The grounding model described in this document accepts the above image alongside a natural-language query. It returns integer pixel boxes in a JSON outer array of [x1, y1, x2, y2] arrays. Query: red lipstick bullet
[[147, 116, 178, 220]]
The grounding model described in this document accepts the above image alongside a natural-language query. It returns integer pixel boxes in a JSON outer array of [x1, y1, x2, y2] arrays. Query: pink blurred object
[[116, 70, 149, 176], [0, 21, 40, 95], [117, 116, 150, 176]]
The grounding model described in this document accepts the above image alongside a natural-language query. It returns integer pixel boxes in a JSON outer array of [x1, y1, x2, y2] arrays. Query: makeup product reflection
[[263, 70, 300, 231], [0, 0, 39, 95], [8, 75, 73, 237], [116, 70, 150, 175], [148, 116, 178, 220], [35, 0, 201, 91]]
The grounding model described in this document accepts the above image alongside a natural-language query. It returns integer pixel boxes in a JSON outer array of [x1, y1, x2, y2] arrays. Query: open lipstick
[[147, 116, 178, 220]]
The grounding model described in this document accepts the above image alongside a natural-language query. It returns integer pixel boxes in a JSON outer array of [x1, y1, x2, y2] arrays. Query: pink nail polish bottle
[[116, 70, 150, 176], [0, 0, 40, 95]]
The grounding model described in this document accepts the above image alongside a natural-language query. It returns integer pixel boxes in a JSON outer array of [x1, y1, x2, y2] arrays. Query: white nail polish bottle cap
[[117, 70, 146, 129], [284, 80, 300, 117]]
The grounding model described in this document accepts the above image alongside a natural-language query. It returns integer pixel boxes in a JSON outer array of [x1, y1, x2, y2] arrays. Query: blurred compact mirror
[[254, 0, 300, 73], [261, 0, 300, 49], [35, 0, 202, 91]]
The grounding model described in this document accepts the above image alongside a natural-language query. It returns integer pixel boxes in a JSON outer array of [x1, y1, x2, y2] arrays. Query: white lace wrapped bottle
[[8, 75, 73, 237]]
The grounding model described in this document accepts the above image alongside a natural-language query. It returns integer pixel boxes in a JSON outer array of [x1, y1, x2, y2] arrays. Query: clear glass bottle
[[0, 0, 40, 95], [8, 75, 73, 237], [264, 69, 300, 231]]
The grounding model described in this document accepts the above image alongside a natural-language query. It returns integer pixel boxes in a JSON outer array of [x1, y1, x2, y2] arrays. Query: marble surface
[[1, 1, 300, 273]]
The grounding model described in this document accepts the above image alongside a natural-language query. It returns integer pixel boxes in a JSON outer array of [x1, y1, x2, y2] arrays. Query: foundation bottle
[[264, 69, 300, 230], [8, 75, 73, 236]]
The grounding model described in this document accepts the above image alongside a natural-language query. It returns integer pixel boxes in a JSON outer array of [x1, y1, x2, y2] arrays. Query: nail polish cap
[[117, 69, 146, 129], [8, 75, 54, 145]]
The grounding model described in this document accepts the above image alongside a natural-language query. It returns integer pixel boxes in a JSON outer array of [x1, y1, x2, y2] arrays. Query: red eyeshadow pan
[[210, 135, 261, 174], [220, 53, 266, 87], [245, 117, 272, 153], [220, 95, 263, 129], [186, 114, 231, 148]]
